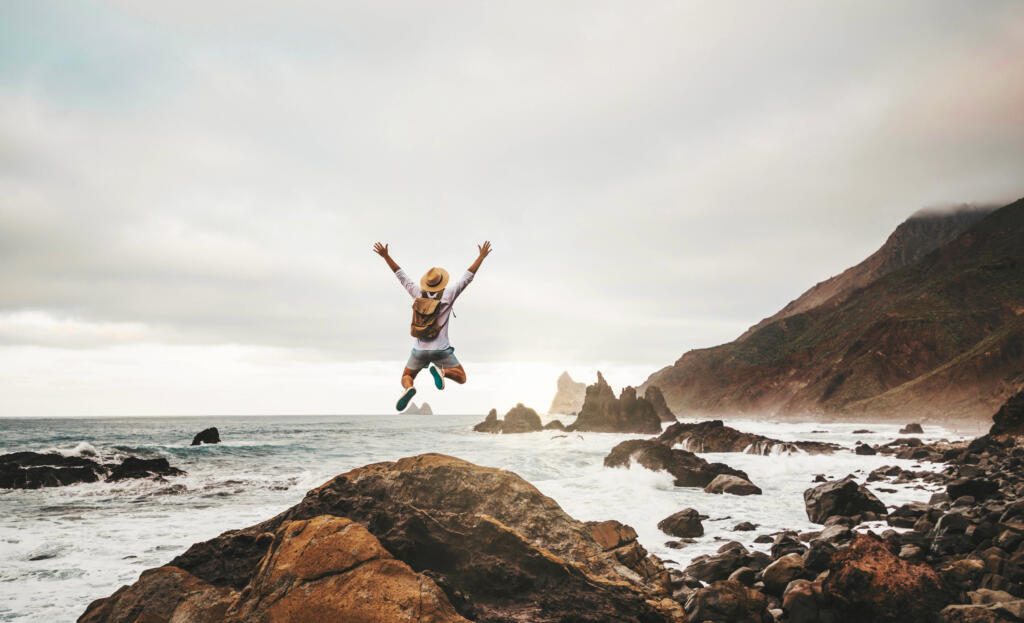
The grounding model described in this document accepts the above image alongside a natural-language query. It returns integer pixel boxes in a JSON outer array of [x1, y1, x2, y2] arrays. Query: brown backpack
[[411, 291, 446, 339]]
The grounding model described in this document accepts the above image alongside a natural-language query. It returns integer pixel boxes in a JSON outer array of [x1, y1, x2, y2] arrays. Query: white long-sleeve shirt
[[395, 269, 474, 350]]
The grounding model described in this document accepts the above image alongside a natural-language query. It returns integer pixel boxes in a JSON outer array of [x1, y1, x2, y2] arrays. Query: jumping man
[[373, 240, 492, 411]]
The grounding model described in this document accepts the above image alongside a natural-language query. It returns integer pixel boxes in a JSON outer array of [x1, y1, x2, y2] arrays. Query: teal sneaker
[[429, 365, 445, 390], [396, 387, 416, 412]]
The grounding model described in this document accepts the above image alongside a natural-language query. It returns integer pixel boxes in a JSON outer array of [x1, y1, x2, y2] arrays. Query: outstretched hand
[[374, 242, 401, 272], [468, 241, 492, 274]]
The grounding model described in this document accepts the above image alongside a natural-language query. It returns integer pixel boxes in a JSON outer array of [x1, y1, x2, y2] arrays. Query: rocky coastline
[[76, 389, 1024, 622]]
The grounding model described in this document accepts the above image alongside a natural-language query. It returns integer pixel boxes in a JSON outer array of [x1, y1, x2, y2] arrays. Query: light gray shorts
[[405, 346, 461, 372]]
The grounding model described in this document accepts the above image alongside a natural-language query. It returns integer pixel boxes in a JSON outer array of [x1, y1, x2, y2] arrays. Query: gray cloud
[[1, 0, 1023, 371]]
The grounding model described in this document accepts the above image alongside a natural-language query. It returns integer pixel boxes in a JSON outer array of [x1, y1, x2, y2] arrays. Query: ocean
[[0, 414, 964, 622]]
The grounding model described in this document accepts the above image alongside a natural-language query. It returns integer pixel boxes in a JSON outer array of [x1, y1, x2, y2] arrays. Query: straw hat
[[420, 267, 449, 292]]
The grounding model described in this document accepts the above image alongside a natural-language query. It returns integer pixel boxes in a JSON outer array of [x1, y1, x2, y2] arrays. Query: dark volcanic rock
[[1, 452, 185, 489], [0, 452, 106, 489], [566, 372, 662, 434], [82, 454, 683, 623], [108, 457, 185, 482], [543, 419, 565, 431], [658, 508, 704, 537], [190, 427, 221, 446], [644, 385, 678, 423], [855, 443, 877, 455], [947, 477, 1000, 502], [803, 475, 887, 523], [900, 423, 925, 434], [990, 388, 1024, 436], [472, 404, 543, 434], [658, 420, 837, 455], [604, 438, 750, 487]]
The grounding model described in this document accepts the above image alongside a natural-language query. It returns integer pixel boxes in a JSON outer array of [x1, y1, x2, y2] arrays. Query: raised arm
[[375, 242, 419, 297], [373, 242, 401, 273], [468, 240, 492, 274]]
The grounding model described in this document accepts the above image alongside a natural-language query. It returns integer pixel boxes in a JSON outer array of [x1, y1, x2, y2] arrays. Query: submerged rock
[[604, 439, 751, 487], [900, 423, 925, 435], [704, 474, 762, 496], [81, 454, 682, 623], [108, 457, 185, 482], [803, 475, 887, 524], [190, 427, 221, 446], [566, 372, 662, 434], [658, 420, 837, 455]]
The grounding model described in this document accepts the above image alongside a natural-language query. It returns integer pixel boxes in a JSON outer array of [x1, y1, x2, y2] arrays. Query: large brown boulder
[[990, 388, 1024, 436], [644, 385, 678, 423], [604, 439, 751, 487], [81, 454, 682, 623], [803, 475, 887, 523], [80, 515, 467, 623], [566, 372, 662, 434], [822, 534, 950, 622], [658, 419, 837, 454]]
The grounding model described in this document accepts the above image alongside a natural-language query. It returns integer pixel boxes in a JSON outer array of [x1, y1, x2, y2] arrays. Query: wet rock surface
[[658, 508, 704, 538], [190, 427, 221, 446], [803, 475, 887, 523], [604, 438, 751, 488], [1, 451, 185, 489], [658, 419, 838, 455]]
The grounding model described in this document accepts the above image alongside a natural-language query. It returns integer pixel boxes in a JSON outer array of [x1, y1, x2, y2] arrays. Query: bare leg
[[442, 365, 467, 385], [402, 367, 420, 389]]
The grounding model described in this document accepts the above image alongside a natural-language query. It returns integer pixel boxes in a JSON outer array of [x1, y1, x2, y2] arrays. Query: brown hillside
[[644, 198, 1024, 424]]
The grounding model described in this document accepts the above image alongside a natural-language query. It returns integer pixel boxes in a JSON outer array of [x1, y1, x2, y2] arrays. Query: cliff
[[644, 199, 1024, 423]]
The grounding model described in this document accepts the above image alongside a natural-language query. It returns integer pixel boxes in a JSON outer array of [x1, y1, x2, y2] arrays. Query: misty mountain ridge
[[644, 198, 1024, 424]]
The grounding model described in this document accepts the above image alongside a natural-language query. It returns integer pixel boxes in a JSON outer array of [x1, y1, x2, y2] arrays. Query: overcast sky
[[1, 1, 1022, 416]]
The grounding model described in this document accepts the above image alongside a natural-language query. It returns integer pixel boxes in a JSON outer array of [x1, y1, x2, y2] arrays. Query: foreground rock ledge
[[80, 454, 683, 623]]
